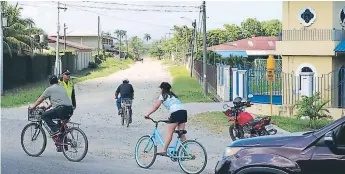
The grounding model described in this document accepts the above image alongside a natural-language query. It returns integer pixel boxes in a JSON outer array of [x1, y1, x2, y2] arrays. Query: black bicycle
[[120, 99, 133, 127], [21, 106, 88, 162]]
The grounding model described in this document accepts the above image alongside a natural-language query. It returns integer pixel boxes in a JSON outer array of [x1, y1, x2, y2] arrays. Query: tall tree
[[207, 29, 228, 47], [143, 33, 151, 42], [115, 29, 126, 58], [2, 2, 45, 56], [224, 24, 243, 41], [240, 18, 263, 38], [261, 19, 282, 36], [129, 36, 143, 60]]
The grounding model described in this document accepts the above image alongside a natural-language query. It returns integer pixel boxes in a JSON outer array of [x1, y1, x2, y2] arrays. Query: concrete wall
[[333, 1, 345, 29], [282, 1, 333, 30], [246, 103, 343, 120]]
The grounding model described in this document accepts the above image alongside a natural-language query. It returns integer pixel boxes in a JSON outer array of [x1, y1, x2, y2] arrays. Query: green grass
[[190, 111, 334, 134], [1, 58, 133, 108], [168, 65, 212, 103]]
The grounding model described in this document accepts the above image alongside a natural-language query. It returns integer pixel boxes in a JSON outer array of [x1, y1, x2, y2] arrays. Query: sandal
[[156, 152, 169, 157]]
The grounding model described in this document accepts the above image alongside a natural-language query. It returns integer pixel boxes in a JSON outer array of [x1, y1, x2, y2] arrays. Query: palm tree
[[115, 29, 126, 58], [143, 33, 151, 42], [2, 2, 44, 56]]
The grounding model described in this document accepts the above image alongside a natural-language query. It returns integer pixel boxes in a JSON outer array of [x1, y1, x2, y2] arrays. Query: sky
[[14, 1, 282, 40]]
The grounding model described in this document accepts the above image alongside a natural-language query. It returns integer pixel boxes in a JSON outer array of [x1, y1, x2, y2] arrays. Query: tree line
[[148, 18, 282, 63]]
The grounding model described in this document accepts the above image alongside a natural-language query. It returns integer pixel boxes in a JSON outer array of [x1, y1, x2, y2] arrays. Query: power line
[[62, 2, 199, 13], [18, 3, 174, 28], [66, 5, 174, 28], [82, 1, 200, 9]]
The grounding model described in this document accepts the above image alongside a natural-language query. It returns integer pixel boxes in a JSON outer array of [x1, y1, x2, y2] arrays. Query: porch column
[[232, 68, 238, 99], [238, 70, 247, 98], [224, 65, 231, 101]]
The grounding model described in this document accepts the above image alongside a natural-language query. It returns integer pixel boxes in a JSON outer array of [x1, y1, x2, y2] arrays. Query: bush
[[88, 62, 98, 69], [294, 92, 332, 129]]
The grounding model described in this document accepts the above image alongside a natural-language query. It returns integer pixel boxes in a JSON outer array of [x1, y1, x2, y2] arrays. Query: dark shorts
[[169, 110, 188, 123]]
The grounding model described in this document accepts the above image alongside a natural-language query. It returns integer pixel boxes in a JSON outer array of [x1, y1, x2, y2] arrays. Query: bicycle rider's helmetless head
[[123, 78, 129, 83], [62, 69, 71, 81], [49, 75, 59, 86], [159, 82, 171, 93]]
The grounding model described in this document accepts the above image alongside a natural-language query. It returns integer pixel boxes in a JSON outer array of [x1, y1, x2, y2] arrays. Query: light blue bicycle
[[135, 117, 207, 174]]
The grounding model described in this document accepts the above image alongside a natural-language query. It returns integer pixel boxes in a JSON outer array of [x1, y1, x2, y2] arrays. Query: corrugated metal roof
[[335, 39, 345, 52], [214, 50, 248, 58], [48, 36, 91, 50], [208, 36, 277, 51]]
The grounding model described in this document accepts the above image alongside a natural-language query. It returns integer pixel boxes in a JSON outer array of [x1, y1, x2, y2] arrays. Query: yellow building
[[276, 1, 345, 109]]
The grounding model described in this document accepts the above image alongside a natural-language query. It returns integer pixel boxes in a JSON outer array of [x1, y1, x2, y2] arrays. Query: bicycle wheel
[[61, 127, 88, 162], [135, 135, 157, 169], [125, 107, 130, 127], [21, 123, 47, 157], [177, 140, 207, 174], [121, 111, 125, 126]]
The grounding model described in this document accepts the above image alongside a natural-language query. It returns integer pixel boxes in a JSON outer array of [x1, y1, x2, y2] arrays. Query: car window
[[335, 123, 345, 146]]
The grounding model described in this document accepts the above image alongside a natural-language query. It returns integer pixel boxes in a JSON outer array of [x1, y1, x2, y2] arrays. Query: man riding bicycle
[[115, 78, 134, 123], [29, 75, 73, 152]]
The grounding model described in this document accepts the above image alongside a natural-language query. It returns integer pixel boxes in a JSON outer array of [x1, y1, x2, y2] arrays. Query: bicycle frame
[[146, 127, 192, 159]]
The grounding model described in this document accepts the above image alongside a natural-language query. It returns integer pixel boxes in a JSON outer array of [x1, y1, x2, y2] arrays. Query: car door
[[308, 123, 345, 174]]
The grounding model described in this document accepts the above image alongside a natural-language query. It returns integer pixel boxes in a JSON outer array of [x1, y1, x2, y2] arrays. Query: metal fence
[[277, 29, 345, 41], [193, 60, 217, 95], [281, 67, 345, 108]]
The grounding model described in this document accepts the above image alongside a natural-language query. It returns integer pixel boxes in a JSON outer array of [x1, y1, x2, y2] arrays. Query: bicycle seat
[[52, 118, 70, 123], [174, 130, 187, 136]]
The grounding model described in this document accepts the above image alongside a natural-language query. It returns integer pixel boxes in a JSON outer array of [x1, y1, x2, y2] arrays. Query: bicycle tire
[[177, 140, 207, 174], [61, 127, 89, 162], [126, 107, 130, 127], [21, 122, 47, 157], [121, 112, 125, 126], [135, 135, 157, 169]]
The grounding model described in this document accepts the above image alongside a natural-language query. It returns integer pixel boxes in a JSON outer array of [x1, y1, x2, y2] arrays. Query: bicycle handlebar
[[145, 117, 169, 124]]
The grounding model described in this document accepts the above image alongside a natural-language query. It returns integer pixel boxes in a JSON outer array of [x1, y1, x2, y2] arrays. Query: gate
[[246, 69, 282, 105]]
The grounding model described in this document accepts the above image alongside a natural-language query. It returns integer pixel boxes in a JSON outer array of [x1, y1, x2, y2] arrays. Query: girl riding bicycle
[[145, 82, 187, 156]]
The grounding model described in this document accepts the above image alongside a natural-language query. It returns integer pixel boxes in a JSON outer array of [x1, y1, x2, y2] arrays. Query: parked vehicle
[[223, 95, 277, 141], [215, 116, 345, 174]]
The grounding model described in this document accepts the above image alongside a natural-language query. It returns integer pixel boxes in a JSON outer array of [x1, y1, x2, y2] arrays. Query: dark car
[[215, 116, 345, 174]]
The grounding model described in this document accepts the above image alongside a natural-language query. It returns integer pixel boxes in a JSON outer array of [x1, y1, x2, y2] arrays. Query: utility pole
[[64, 23, 67, 50], [55, 2, 67, 76], [0, 4, 3, 96], [97, 16, 100, 59], [190, 19, 196, 77], [202, 1, 208, 96], [125, 34, 128, 59]]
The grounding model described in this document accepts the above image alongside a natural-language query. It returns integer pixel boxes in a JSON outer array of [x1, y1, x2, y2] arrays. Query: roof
[[208, 36, 277, 51], [49, 30, 117, 39], [48, 36, 91, 50], [335, 39, 345, 52]]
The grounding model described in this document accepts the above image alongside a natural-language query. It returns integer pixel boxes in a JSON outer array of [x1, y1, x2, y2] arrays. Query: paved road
[[1, 59, 229, 174]]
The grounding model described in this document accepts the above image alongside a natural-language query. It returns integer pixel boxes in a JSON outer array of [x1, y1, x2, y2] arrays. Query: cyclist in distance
[[144, 82, 187, 156], [115, 78, 134, 122], [29, 75, 73, 152]]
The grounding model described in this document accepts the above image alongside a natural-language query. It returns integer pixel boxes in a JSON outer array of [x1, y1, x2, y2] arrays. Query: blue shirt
[[158, 94, 185, 113]]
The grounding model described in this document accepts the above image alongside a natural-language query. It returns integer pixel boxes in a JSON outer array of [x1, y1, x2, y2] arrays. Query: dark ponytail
[[162, 89, 178, 101]]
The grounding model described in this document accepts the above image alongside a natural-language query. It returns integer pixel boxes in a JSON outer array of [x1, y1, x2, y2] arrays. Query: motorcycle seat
[[249, 119, 261, 126]]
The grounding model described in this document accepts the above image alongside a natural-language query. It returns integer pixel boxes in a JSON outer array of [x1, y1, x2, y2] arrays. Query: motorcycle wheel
[[229, 124, 244, 141]]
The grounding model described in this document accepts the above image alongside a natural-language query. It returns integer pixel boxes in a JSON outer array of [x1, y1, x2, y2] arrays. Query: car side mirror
[[324, 131, 335, 145]]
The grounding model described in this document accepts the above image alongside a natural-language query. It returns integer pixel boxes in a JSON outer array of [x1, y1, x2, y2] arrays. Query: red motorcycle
[[223, 95, 277, 141]]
